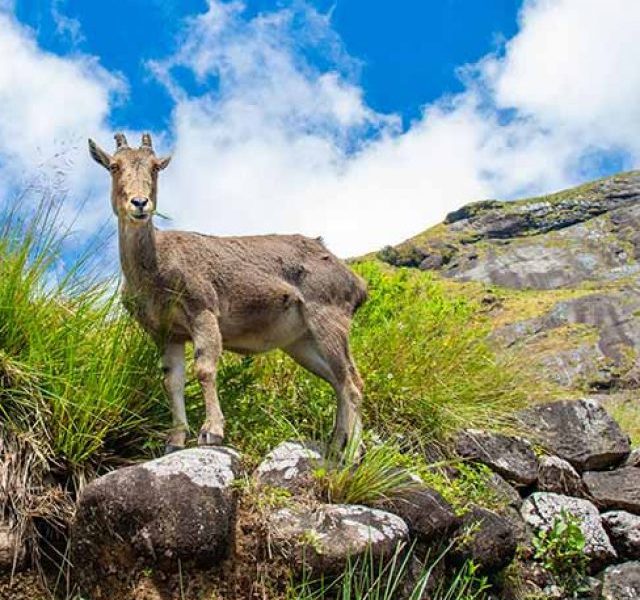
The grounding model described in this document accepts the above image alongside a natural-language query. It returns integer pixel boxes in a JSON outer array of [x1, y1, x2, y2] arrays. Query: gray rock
[[520, 492, 617, 570], [602, 511, 640, 560], [71, 447, 241, 596], [601, 561, 640, 600], [500, 506, 534, 556], [267, 503, 408, 576], [455, 429, 538, 485], [583, 467, 640, 514], [382, 484, 459, 542], [0, 524, 26, 574], [449, 506, 517, 574], [584, 576, 604, 599], [488, 472, 523, 508], [538, 455, 587, 498], [518, 399, 630, 471], [254, 441, 323, 494], [623, 448, 640, 468]]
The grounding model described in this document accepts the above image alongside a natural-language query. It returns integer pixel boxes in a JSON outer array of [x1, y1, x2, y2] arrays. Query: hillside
[[373, 171, 640, 435], [2, 175, 640, 599]]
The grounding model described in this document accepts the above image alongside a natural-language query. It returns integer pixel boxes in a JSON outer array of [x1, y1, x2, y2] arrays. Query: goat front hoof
[[198, 431, 224, 446], [164, 443, 185, 455]]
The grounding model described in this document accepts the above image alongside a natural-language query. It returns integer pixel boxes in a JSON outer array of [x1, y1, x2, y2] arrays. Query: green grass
[[288, 542, 490, 600], [0, 200, 169, 485], [0, 195, 533, 596]]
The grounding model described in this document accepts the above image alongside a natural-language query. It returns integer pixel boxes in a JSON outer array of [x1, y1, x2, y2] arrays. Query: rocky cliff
[[376, 171, 640, 397]]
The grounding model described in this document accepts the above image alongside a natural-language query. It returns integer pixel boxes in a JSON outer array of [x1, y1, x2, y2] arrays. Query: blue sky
[[15, 1, 521, 131], [1, 1, 639, 256]]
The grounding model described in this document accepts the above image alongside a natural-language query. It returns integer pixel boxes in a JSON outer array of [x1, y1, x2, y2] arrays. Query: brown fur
[[89, 133, 366, 451]]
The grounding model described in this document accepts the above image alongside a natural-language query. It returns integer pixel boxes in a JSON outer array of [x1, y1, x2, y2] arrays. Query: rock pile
[[453, 398, 639, 598], [30, 398, 635, 599]]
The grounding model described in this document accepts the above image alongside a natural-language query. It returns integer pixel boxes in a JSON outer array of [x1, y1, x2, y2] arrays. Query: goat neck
[[118, 219, 159, 287]]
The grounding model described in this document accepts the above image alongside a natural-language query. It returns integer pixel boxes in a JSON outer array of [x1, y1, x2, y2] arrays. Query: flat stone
[[602, 511, 640, 560], [520, 492, 616, 570], [382, 484, 459, 542], [601, 561, 640, 600], [537, 455, 586, 498], [583, 467, 640, 514], [254, 441, 323, 494], [71, 447, 241, 597], [267, 503, 408, 576], [449, 506, 517, 574], [455, 429, 538, 485], [518, 399, 630, 471]]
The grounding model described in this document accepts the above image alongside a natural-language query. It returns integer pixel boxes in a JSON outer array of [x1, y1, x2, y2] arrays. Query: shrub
[[531, 509, 589, 596]]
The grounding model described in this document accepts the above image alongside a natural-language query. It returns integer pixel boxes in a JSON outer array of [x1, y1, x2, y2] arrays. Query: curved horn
[[114, 132, 129, 150], [141, 133, 153, 149]]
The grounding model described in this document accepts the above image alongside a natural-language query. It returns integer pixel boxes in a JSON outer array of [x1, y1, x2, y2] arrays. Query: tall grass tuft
[[0, 197, 168, 485], [288, 542, 490, 600]]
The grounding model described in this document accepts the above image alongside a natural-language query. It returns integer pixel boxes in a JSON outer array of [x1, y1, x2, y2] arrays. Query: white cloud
[[149, 0, 640, 256], [1, 0, 639, 258], [488, 0, 640, 154], [0, 12, 122, 231]]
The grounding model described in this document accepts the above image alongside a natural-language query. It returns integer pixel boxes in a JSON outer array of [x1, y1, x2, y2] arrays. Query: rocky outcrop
[[520, 492, 617, 570], [518, 399, 630, 471], [380, 171, 640, 288], [375, 171, 640, 391], [583, 467, 640, 513], [267, 503, 408, 576], [602, 511, 640, 560], [254, 441, 323, 494], [601, 561, 640, 600], [455, 429, 538, 485], [71, 447, 241, 596]]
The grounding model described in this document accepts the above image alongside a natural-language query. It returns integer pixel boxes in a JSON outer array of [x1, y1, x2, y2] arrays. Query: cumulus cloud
[[1, 0, 639, 258], [147, 0, 640, 256], [0, 11, 123, 231]]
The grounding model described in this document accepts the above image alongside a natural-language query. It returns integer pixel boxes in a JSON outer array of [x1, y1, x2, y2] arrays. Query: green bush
[[531, 509, 589, 596]]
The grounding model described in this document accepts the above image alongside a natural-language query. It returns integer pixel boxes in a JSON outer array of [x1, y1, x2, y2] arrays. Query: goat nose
[[131, 197, 148, 209]]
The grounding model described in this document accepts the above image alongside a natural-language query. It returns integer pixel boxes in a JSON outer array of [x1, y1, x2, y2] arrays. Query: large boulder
[[518, 399, 630, 471], [382, 484, 459, 542], [254, 441, 323, 494], [537, 455, 586, 498], [455, 429, 538, 485], [602, 511, 640, 560], [71, 447, 241, 595], [267, 503, 408, 576], [583, 467, 640, 513], [449, 506, 517, 574], [601, 561, 640, 600], [520, 492, 617, 570]]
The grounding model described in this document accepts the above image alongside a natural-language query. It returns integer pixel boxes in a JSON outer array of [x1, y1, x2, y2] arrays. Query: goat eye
[[110, 163, 119, 173]]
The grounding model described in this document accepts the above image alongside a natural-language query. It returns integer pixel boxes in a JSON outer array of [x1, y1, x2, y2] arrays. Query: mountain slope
[[374, 171, 640, 413]]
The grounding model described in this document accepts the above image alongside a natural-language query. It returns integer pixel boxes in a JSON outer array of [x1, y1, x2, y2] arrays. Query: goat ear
[[156, 155, 172, 171], [88, 139, 112, 170]]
